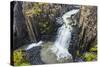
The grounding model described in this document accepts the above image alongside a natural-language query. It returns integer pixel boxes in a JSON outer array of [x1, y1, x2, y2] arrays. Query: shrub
[[13, 49, 30, 66]]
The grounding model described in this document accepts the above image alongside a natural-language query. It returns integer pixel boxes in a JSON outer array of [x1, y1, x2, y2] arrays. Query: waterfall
[[50, 9, 79, 61], [25, 9, 79, 63]]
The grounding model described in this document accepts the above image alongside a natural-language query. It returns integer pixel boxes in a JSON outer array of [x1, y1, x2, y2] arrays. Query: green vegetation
[[89, 47, 97, 52], [89, 41, 97, 52], [83, 52, 96, 61], [83, 41, 97, 61], [24, 3, 55, 35], [39, 21, 54, 34], [24, 3, 48, 16], [76, 41, 97, 61], [13, 49, 30, 66]]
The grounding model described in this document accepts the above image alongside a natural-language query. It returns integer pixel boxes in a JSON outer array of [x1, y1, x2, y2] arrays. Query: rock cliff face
[[13, 1, 31, 50], [78, 6, 97, 54], [69, 6, 97, 61]]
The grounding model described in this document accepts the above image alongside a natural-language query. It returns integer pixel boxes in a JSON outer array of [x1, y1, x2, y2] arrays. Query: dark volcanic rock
[[24, 46, 45, 65], [13, 1, 31, 50]]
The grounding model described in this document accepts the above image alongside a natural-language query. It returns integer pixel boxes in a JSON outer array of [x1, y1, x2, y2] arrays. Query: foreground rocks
[[24, 46, 45, 65]]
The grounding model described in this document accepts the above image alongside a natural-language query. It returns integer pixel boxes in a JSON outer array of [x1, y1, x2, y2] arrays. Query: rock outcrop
[[78, 6, 97, 54], [12, 1, 31, 50]]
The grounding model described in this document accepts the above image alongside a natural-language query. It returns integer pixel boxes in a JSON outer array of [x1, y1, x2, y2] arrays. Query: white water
[[50, 9, 79, 61], [25, 9, 79, 62], [25, 41, 43, 50]]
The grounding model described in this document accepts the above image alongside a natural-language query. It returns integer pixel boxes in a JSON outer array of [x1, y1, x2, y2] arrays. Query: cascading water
[[50, 9, 79, 61], [25, 9, 79, 63]]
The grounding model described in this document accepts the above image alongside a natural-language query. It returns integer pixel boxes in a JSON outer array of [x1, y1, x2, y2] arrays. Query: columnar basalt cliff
[[78, 6, 97, 54], [13, 2, 31, 50]]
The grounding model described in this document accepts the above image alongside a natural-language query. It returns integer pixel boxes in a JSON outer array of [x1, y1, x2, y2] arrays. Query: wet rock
[[24, 46, 45, 65]]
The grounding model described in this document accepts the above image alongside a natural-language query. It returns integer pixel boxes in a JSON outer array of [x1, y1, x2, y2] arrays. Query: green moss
[[89, 47, 97, 52], [13, 49, 30, 66], [24, 3, 43, 16], [19, 62, 31, 66], [38, 21, 54, 34], [32, 8, 42, 15], [83, 52, 96, 61]]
